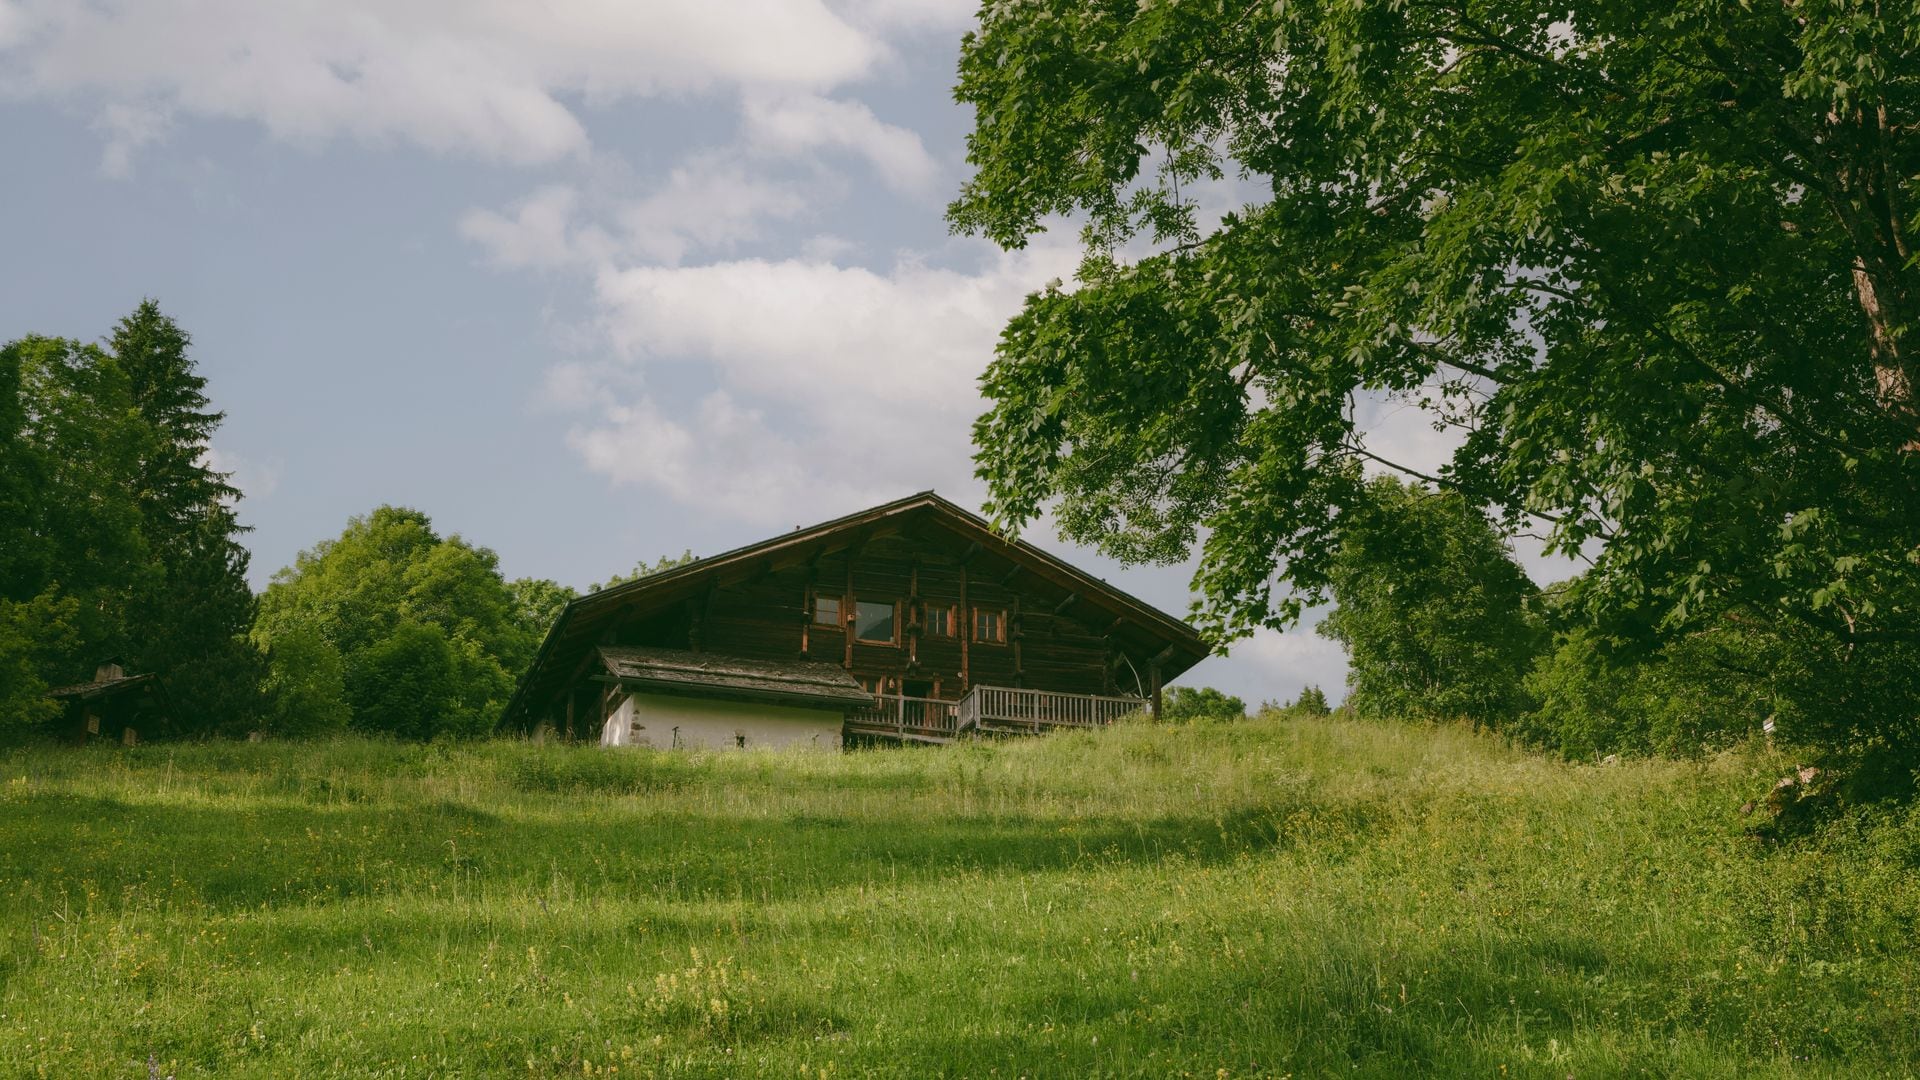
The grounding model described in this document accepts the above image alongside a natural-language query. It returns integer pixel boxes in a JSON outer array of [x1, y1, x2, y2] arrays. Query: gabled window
[[854, 600, 899, 645], [812, 593, 842, 626], [925, 604, 955, 638], [972, 607, 1006, 644]]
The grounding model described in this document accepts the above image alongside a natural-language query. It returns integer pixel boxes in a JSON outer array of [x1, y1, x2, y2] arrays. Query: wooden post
[[1148, 659, 1163, 722], [1011, 594, 1024, 688], [907, 560, 921, 670], [958, 558, 970, 692], [844, 552, 856, 670], [565, 692, 576, 743]]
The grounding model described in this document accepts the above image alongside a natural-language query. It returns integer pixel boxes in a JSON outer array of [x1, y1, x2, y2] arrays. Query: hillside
[[1, 718, 1916, 1077]]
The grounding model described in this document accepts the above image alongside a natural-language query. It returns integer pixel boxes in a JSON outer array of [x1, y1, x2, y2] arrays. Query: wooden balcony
[[846, 685, 1147, 744], [846, 694, 963, 743], [958, 685, 1147, 734]]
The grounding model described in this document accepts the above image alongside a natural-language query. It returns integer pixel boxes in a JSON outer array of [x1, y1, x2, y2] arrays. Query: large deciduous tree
[[952, 0, 1920, 765], [254, 506, 535, 739]]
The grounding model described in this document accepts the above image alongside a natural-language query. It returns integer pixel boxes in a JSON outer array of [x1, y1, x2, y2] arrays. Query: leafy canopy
[[590, 550, 699, 594], [1317, 478, 1543, 725], [952, 0, 1920, 656], [254, 507, 533, 739], [1160, 685, 1248, 723]]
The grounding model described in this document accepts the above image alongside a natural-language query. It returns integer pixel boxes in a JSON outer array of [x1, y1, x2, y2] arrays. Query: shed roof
[[503, 491, 1211, 729], [45, 673, 157, 702], [597, 647, 874, 711]]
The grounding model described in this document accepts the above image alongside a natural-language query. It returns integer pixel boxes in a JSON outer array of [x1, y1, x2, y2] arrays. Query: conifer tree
[[109, 302, 262, 733]]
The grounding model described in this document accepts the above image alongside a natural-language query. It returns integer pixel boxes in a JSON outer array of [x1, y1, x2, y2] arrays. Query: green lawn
[[1, 718, 1915, 1077]]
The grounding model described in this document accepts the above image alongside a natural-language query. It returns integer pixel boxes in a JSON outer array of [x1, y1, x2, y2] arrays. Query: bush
[[259, 627, 351, 737], [344, 620, 466, 740], [1317, 478, 1544, 728], [1161, 686, 1246, 723]]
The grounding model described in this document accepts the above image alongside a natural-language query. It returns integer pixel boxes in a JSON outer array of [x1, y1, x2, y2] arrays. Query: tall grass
[[0, 717, 1914, 1077]]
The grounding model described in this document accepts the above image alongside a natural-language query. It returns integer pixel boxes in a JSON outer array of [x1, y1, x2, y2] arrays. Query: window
[[925, 604, 955, 638], [854, 600, 898, 645], [972, 607, 1006, 644], [812, 594, 842, 626]]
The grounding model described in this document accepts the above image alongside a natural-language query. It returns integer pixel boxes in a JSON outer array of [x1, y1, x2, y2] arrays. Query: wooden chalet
[[504, 492, 1210, 748]]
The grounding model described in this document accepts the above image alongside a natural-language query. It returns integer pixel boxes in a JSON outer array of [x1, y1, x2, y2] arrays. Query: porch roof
[[597, 646, 875, 712]]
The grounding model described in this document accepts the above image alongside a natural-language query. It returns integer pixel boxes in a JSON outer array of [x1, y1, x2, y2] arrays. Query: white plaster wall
[[600, 695, 637, 747], [604, 692, 842, 751]]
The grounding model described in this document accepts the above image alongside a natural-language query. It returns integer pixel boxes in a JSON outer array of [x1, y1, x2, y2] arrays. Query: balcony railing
[[846, 694, 962, 742], [958, 685, 1147, 733], [848, 685, 1148, 743]]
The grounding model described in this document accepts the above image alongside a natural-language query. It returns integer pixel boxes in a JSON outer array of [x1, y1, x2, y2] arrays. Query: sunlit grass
[[1, 717, 1915, 1077]]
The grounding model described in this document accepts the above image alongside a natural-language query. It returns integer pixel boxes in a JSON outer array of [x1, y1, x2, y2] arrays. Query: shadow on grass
[[0, 792, 1379, 913]]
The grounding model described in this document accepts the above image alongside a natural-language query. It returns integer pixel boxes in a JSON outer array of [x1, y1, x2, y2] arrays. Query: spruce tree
[[109, 302, 262, 733]]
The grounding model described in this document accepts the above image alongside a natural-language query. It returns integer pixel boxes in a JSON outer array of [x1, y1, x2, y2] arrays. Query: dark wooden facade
[[504, 492, 1210, 737]]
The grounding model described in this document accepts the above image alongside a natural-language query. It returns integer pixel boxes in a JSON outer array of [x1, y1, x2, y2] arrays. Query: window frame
[[852, 598, 902, 647], [971, 606, 1008, 645], [924, 603, 956, 638], [811, 592, 844, 628]]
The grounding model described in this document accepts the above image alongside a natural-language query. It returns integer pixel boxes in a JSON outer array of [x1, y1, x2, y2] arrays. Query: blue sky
[[0, 0, 1385, 706]]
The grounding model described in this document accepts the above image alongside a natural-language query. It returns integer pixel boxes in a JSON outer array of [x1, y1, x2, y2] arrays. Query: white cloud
[[1353, 391, 1463, 481], [613, 153, 816, 264], [92, 101, 169, 178], [461, 154, 824, 270], [550, 240, 1077, 524], [1232, 625, 1350, 705], [742, 93, 941, 195], [202, 447, 283, 502], [567, 391, 888, 523], [0, 2, 22, 49], [0, 0, 888, 171], [800, 234, 859, 262], [459, 185, 613, 270], [835, 0, 979, 33]]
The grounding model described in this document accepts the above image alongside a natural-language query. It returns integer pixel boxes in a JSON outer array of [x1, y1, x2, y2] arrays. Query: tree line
[[1314, 476, 1920, 802], [1, 303, 708, 741]]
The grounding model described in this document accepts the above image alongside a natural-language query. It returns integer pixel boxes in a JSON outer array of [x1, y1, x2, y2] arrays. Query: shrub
[[1161, 685, 1246, 723], [259, 626, 350, 737], [1317, 478, 1544, 728], [343, 620, 465, 740]]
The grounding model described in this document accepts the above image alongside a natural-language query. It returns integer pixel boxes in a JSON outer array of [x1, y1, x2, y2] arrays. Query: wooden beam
[[1051, 592, 1080, 616], [959, 540, 982, 566], [800, 560, 815, 658], [958, 557, 970, 691], [999, 564, 1024, 587], [907, 558, 921, 671], [1011, 594, 1023, 687]]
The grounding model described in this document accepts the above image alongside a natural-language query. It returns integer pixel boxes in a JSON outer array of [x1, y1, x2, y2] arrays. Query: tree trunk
[[1853, 264, 1917, 430]]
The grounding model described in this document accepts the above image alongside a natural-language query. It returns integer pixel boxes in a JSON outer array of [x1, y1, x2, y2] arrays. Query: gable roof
[[502, 491, 1211, 729], [597, 646, 875, 711]]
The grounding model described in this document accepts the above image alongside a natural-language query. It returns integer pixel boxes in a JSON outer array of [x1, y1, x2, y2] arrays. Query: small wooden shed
[[46, 660, 167, 745]]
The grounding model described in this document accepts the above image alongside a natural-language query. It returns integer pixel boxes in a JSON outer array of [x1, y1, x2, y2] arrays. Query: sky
[[0, 0, 1572, 707]]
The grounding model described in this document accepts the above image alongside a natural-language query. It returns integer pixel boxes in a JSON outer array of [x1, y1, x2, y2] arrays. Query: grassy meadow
[[1, 717, 1916, 1078]]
